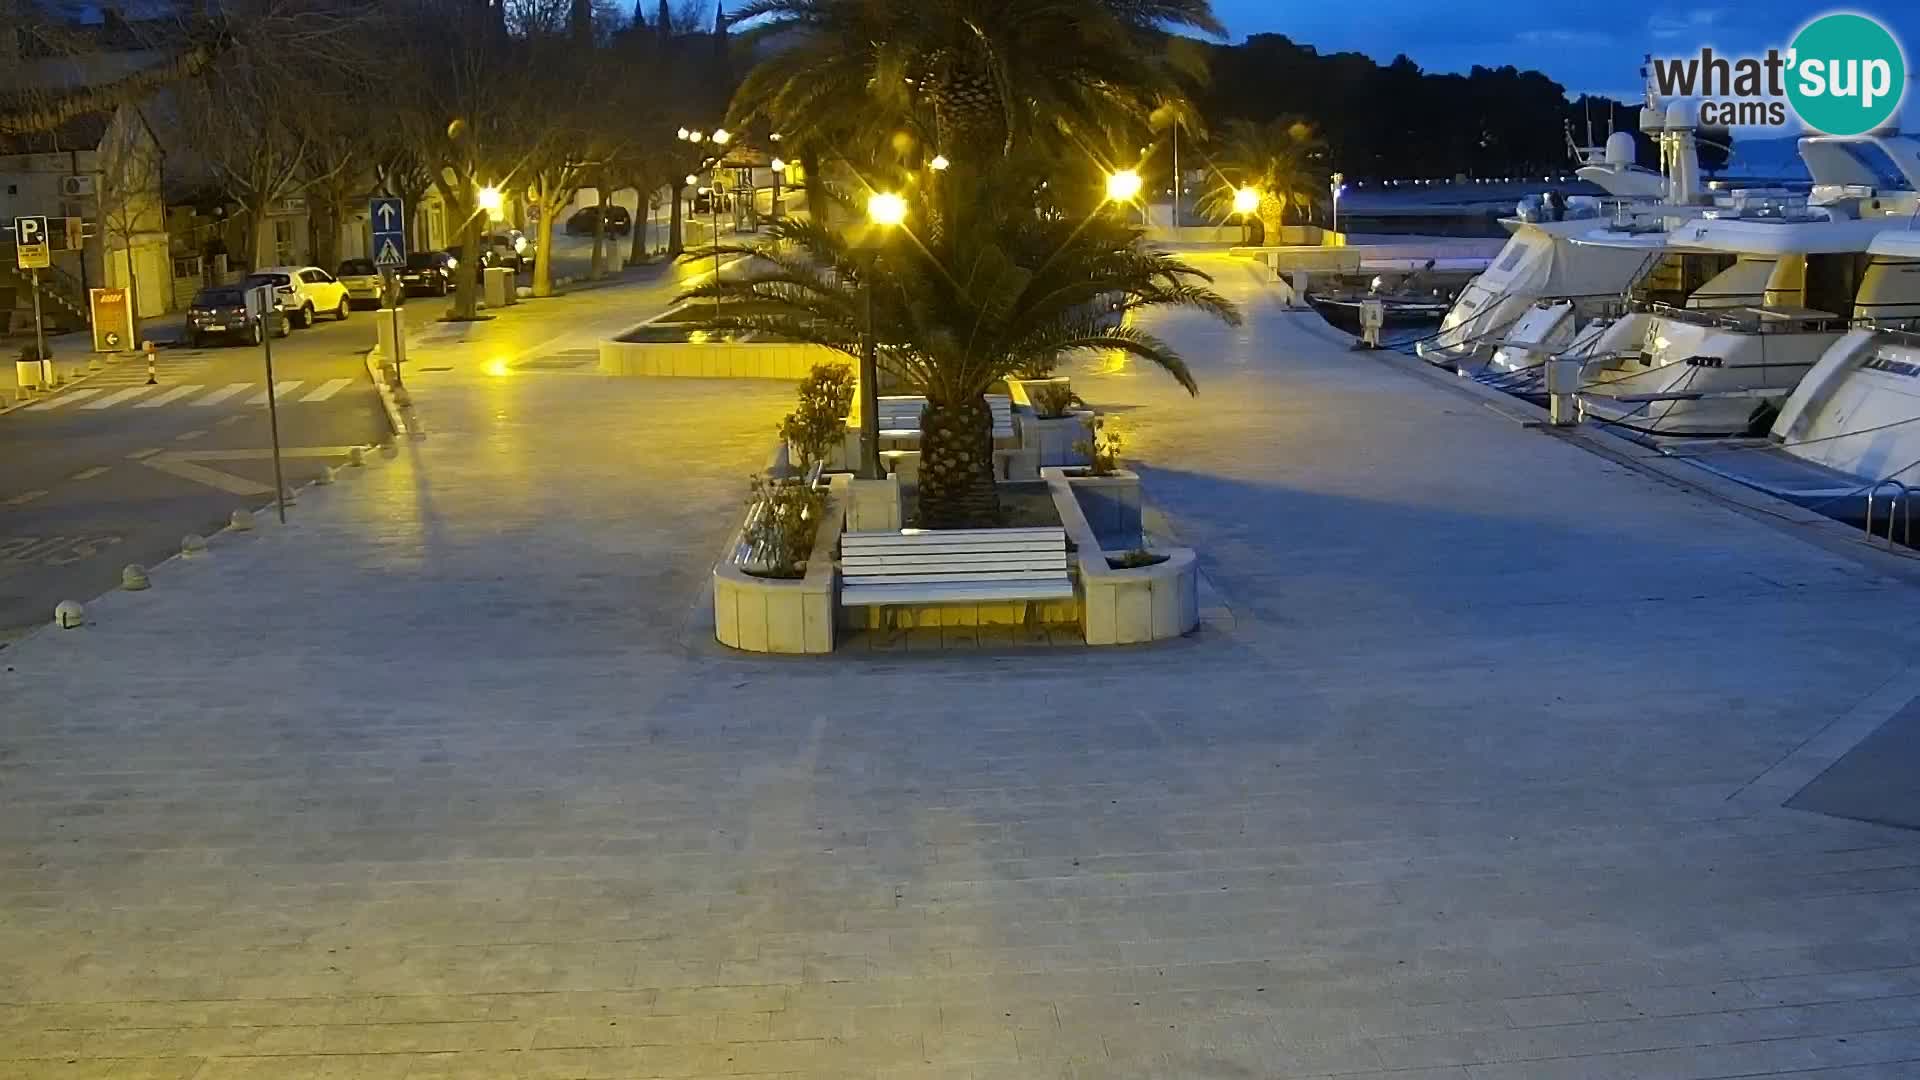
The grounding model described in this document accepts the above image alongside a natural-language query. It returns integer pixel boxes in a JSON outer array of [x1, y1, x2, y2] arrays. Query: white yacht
[[1419, 97, 1717, 373], [1672, 227, 1920, 525]]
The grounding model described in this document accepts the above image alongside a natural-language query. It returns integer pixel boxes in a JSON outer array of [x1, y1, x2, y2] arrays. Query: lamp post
[[1329, 171, 1345, 236], [770, 157, 786, 220], [856, 192, 907, 480], [1105, 169, 1143, 224], [1233, 185, 1259, 245]]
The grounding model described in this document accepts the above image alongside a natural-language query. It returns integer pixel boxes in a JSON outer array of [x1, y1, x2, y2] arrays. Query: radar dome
[[1604, 131, 1636, 166], [1665, 99, 1699, 130]]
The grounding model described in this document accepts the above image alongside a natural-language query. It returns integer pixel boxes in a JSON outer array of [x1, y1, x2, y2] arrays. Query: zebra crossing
[[25, 378, 356, 413]]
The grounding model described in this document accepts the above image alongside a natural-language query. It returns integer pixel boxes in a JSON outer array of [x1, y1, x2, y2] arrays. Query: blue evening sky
[[1211, 2, 1920, 105]]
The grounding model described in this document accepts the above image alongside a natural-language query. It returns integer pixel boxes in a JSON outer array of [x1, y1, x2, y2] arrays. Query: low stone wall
[[714, 475, 847, 654], [1043, 467, 1199, 645], [600, 337, 849, 379]]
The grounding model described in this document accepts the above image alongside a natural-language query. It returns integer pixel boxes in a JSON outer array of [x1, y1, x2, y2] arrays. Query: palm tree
[[1198, 117, 1328, 243], [676, 164, 1240, 528]]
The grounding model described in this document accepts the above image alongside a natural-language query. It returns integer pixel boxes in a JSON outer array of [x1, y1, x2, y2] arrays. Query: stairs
[[0, 244, 91, 333]]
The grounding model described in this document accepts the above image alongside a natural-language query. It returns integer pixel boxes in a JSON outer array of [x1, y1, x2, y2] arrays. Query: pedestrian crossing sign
[[375, 236, 405, 268]]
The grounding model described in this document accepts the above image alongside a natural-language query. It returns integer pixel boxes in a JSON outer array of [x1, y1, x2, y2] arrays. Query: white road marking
[[140, 446, 364, 496], [4, 490, 47, 506], [247, 380, 303, 404], [300, 378, 352, 402], [215, 415, 246, 427], [193, 383, 252, 407], [81, 386, 158, 409], [174, 429, 208, 442], [134, 384, 204, 408], [70, 466, 109, 481], [24, 388, 103, 411], [125, 447, 163, 460]]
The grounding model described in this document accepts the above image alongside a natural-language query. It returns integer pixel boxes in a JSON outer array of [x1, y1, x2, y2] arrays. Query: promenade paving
[[4, 252, 1920, 1079]]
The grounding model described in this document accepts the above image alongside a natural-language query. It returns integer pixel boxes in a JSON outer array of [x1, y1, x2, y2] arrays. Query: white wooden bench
[[840, 527, 1074, 607], [874, 395, 1016, 443]]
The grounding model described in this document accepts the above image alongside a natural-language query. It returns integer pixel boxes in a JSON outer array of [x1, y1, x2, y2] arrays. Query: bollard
[[144, 340, 158, 385], [315, 465, 335, 485], [347, 446, 365, 467], [53, 600, 84, 629], [121, 564, 150, 591], [180, 533, 207, 557], [228, 509, 254, 531], [280, 487, 298, 505]]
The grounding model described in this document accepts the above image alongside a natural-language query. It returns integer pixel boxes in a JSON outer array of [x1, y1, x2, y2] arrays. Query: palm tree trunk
[[668, 184, 685, 257], [916, 396, 1000, 529], [1257, 192, 1286, 245], [800, 149, 827, 225]]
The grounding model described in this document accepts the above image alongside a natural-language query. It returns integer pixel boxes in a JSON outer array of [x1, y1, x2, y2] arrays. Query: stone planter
[[1020, 409, 1095, 468], [1043, 467, 1198, 646], [1066, 469, 1142, 551], [714, 474, 847, 654]]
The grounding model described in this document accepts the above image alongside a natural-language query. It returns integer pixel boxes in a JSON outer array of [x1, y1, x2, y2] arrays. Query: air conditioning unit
[[60, 175, 96, 198]]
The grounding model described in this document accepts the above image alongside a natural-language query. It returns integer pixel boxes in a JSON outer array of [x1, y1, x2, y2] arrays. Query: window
[[311, 269, 335, 284], [172, 255, 203, 280], [1495, 241, 1532, 274], [300, 269, 323, 284], [273, 219, 294, 264], [1834, 143, 1911, 191]]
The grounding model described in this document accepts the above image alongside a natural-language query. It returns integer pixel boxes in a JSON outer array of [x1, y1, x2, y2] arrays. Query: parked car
[[184, 286, 289, 348], [564, 205, 631, 236], [336, 258, 386, 309], [487, 230, 532, 272], [445, 245, 504, 274], [398, 251, 457, 296], [242, 266, 351, 329]]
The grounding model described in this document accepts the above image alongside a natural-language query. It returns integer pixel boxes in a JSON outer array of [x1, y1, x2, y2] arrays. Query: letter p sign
[[13, 215, 50, 269]]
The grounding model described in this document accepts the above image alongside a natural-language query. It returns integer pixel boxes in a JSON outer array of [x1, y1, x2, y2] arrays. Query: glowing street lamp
[[1105, 169, 1142, 203], [1232, 185, 1259, 244], [711, 128, 731, 146], [929, 154, 950, 172], [855, 193, 907, 478], [677, 127, 690, 140], [769, 158, 787, 220], [476, 184, 504, 222]]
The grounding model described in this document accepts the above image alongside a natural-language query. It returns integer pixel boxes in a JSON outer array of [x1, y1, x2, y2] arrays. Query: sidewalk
[[0, 313, 187, 406], [3, 252, 1920, 1078]]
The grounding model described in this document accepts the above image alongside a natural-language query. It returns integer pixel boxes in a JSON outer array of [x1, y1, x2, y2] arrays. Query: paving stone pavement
[[4, 258, 1920, 1078]]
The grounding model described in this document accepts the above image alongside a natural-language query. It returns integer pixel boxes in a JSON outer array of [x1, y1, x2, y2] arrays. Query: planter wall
[[1043, 467, 1199, 646], [600, 334, 849, 379], [1018, 411, 1094, 469], [1069, 470, 1143, 550], [714, 474, 847, 654]]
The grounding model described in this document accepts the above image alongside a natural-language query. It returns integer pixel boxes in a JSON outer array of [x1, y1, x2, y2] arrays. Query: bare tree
[[93, 107, 166, 341]]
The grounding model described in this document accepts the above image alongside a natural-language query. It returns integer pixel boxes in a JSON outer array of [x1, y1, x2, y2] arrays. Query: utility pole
[[30, 269, 47, 386]]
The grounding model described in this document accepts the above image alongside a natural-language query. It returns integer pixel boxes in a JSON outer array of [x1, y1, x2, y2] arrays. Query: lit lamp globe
[[929, 154, 950, 172], [770, 158, 786, 173], [867, 192, 908, 227], [1232, 186, 1260, 216], [1105, 169, 1142, 202], [711, 129, 731, 145]]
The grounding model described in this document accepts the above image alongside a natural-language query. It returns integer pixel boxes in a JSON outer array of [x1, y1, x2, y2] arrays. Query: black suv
[[398, 251, 457, 296], [185, 286, 288, 347], [565, 205, 632, 236]]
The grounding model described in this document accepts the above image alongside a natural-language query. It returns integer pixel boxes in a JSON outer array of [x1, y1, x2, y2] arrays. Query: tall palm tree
[[677, 164, 1240, 528], [1198, 117, 1328, 243]]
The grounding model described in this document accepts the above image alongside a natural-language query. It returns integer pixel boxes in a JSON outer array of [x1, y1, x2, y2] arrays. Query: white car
[[243, 265, 352, 329]]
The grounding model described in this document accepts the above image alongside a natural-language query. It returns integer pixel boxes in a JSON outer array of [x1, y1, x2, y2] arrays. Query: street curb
[[0, 356, 118, 419], [363, 348, 411, 439]]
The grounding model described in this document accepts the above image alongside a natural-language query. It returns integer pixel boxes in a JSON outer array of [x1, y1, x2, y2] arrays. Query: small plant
[[1107, 548, 1167, 570], [18, 342, 50, 363], [1073, 416, 1124, 476], [742, 474, 827, 579], [1028, 381, 1075, 420], [779, 363, 856, 470]]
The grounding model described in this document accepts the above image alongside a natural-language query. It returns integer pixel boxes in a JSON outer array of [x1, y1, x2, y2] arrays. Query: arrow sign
[[369, 197, 407, 268]]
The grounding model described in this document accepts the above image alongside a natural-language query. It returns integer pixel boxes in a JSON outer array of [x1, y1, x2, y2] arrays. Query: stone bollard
[[228, 509, 253, 531], [180, 533, 207, 558], [280, 487, 298, 505], [347, 447, 365, 467], [121, 564, 150, 591], [53, 600, 84, 629], [315, 465, 335, 485]]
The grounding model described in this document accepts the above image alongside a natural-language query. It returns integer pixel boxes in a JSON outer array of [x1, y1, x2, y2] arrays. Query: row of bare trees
[[4, 0, 732, 319]]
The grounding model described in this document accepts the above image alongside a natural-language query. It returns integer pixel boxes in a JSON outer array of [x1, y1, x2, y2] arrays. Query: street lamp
[[711, 128, 731, 146], [769, 157, 786, 220], [1232, 185, 1259, 244], [477, 184, 504, 219], [929, 154, 949, 172], [1329, 171, 1346, 235], [856, 193, 907, 479], [1105, 169, 1142, 203]]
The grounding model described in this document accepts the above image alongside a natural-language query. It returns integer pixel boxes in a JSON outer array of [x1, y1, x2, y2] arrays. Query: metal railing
[[1627, 299, 1854, 335], [1866, 479, 1912, 548]]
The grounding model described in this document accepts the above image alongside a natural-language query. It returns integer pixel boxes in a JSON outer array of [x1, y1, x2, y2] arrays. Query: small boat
[[1304, 291, 1452, 336]]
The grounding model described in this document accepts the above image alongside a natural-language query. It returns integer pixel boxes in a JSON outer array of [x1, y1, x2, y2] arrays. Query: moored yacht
[[1672, 228, 1920, 524]]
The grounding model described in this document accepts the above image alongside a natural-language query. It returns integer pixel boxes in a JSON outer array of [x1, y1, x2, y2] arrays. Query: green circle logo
[[1788, 13, 1906, 135]]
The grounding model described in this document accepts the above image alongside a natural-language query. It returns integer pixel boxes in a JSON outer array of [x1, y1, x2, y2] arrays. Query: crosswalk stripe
[[247, 380, 303, 405], [82, 386, 158, 409], [24, 388, 103, 411], [300, 378, 352, 403], [194, 383, 251, 407], [134, 384, 205, 408]]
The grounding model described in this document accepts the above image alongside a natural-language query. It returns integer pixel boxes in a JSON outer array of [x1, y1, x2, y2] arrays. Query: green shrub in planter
[[1029, 382, 1075, 419], [742, 475, 826, 579], [779, 363, 856, 469]]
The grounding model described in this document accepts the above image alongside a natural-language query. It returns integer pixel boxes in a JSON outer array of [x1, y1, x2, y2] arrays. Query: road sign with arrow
[[370, 197, 407, 268]]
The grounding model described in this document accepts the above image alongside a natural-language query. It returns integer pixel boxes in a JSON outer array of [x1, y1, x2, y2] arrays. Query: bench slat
[[840, 580, 1074, 605], [846, 571, 1069, 586], [846, 562, 1065, 578], [844, 527, 1064, 544], [845, 551, 1066, 567]]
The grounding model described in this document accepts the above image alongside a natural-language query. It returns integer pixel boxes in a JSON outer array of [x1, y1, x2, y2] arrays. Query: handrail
[[1866, 479, 1912, 548], [1628, 299, 1853, 335]]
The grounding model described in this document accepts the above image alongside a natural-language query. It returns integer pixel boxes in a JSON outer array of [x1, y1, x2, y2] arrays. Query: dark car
[[398, 251, 457, 296], [185, 286, 288, 348], [564, 205, 631, 237]]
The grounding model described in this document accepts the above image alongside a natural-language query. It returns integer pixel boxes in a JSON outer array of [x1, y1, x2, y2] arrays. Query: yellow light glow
[[929, 154, 950, 171], [484, 358, 510, 377], [477, 185, 504, 213], [677, 127, 690, 140], [867, 192, 908, 227], [1232, 186, 1259, 215], [690, 131, 704, 143], [712, 128, 731, 145], [1105, 169, 1142, 202], [685, 174, 699, 187], [770, 157, 786, 173]]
